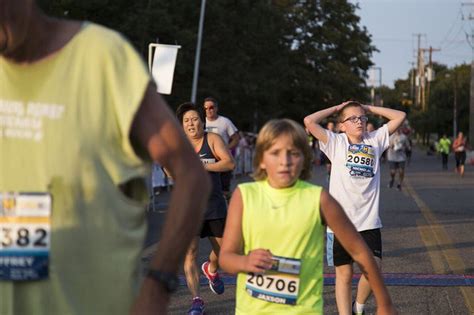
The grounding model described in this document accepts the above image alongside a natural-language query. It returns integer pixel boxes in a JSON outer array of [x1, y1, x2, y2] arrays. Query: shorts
[[199, 218, 226, 238], [333, 228, 382, 266], [455, 151, 466, 167], [220, 171, 233, 192], [389, 161, 405, 170]]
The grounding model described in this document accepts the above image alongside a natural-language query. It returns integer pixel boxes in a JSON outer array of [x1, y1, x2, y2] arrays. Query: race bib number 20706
[[246, 255, 301, 305]]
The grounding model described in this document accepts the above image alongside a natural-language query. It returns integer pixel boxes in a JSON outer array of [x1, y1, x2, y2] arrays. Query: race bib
[[0, 192, 51, 281], [346, 144, 375, 178], [245, 256, 301, 305]]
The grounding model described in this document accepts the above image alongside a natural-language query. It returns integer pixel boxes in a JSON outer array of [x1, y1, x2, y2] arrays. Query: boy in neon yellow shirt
[[219, 119, 396, 314]]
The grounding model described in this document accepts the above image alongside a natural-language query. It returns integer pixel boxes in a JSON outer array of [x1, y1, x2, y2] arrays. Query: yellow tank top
[[236, 180, 324, 314], [0, 23, 150, 314]]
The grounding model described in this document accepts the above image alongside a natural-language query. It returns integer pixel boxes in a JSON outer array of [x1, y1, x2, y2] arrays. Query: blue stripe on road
[[182, 273, 474, 287]]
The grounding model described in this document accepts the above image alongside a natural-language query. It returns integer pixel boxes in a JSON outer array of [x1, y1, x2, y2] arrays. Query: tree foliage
[[39, 0, 376, 131], [370, 62, 470, 141]]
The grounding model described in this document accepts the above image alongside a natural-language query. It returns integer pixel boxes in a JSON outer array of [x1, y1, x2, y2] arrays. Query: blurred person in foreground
[[0, 1, 210, 314]]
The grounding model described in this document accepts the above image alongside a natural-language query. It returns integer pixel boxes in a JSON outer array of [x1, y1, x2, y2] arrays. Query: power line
[[441, 23, 466, 50], [438, 8, 463, 48]]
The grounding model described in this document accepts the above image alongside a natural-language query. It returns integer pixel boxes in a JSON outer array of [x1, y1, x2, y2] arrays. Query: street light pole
[[454, 73, 458, 139], [447, 72, 458, 139], [191, 0, 207, 104], [370, 66, 382, 106]]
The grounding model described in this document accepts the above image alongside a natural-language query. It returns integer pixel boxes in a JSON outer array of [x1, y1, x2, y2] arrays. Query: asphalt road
[[143, 147, 474, 314]]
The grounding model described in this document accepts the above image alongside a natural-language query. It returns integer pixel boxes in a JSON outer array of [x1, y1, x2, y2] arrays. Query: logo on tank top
[[200, 158, 216, 164]]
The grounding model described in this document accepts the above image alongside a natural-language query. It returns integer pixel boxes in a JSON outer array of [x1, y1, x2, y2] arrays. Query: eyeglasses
[[341, 115, 368, 124], [204, 106, 215, 111]]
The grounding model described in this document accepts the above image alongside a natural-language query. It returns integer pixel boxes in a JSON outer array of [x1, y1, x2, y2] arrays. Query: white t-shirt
[[387, 133, 409, 162], [205, 115, 238, 145], [319, 125, 390, 232]]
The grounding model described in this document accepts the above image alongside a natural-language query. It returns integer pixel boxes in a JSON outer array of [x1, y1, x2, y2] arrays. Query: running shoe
[[201, 261, 225, 295], [352, 301, 365, 315], [188, 297, 205, 315]]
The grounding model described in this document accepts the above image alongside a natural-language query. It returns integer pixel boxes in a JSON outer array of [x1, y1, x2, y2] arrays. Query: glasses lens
[[360, 116, 368, 122]]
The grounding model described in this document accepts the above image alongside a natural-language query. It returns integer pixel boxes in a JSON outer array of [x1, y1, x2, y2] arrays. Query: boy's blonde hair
[[252, 119, 313, 181], [338, 101, 365, 122]]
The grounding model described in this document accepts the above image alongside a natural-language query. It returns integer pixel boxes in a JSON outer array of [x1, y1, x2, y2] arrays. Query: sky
[[350, 0, 473, 87]]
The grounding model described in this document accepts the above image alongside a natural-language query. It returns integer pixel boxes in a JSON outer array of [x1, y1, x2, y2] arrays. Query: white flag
[[150, 44, 181, 95]]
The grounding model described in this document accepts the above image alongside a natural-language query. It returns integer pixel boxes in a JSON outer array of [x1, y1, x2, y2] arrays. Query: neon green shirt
[[438, 137, 451, 154], [0, 23, 150, 314], [236, 180, 324, 314]]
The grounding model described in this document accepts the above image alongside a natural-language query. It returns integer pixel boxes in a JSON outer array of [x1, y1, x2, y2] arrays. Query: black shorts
[[199, 218, 226, 238], [455, 151, 466, 167], [220, 171, 233, 192], [389, 161, 405, 170], [333, 228, 382, 266]]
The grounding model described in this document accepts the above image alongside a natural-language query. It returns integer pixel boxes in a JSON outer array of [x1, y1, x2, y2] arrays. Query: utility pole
[[422, 46, 441, 110], [409, 61, 415, 103], [462, 2, 474, 145], [413, 33, 426, 109]]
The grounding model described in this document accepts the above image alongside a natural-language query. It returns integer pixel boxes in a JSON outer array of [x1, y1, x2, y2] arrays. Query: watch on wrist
[[147, 269, 179, 293]]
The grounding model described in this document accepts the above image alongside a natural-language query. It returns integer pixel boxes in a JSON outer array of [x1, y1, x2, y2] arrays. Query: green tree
[[38, 0, 376, 131]]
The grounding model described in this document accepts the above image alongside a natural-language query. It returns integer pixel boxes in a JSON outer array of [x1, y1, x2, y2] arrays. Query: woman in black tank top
[[176, 102, 235, 312]]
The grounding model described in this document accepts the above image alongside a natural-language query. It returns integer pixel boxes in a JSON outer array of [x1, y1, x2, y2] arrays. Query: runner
[[304, 101, 405, 315], [452, 131, 467, 177], [387, 129, 410, 190], [219, 119, 396, 314], [437, 134, 451, 170], [176, 102, 235, 315], [203, 97, 240, 201], [322, 121, 336, 183]]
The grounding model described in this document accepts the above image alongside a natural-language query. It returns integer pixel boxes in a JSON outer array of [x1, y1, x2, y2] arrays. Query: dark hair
[[338, 101, 365, 122], [203, 97, 218, 107], [176, 102, 205, 126]]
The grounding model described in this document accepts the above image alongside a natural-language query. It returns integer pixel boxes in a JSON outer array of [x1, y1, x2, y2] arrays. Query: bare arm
[[206, 133, 235, 172], [304, 102, 347, 144], [227, 132, 241, 151], [219, 188, 274, 274], [320, 190, 396, 315], [363, 105, 406, 135], [130, 84, 211, 314]]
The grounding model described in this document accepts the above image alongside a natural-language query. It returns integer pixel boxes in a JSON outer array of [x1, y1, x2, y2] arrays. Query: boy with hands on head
[[304, 101, 405, 315]]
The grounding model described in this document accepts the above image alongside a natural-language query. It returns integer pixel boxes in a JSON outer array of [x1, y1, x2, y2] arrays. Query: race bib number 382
[[246, 256, 301, 305], [0, 193, 51, 281]]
